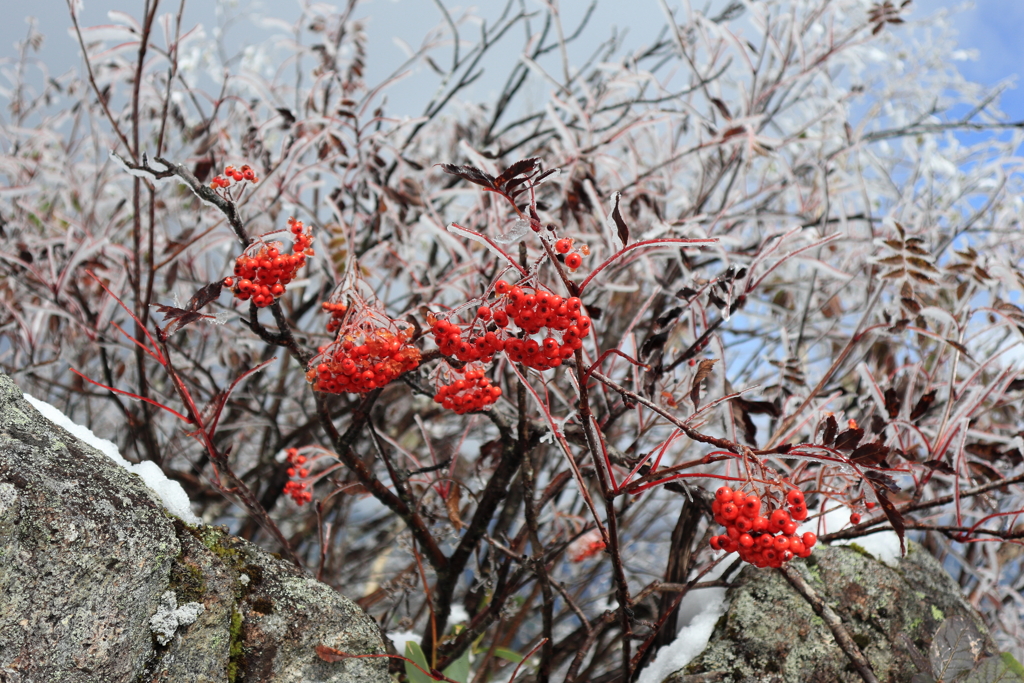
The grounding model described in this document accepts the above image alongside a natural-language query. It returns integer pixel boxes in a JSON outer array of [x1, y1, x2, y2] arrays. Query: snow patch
[[449, 604, 469, 624], [149, 590, 205, 645], [387, 630, 421, 654], [799, 504, 902, 567], [22, 393, 202, 524], [635, 561, 730, 683]]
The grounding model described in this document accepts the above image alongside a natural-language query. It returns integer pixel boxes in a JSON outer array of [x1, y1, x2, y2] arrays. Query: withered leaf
[[967, 461, 1003, 484], [655, 306, 682, 329], [610, 192, 629, 246], [864, 469, 901, 492], [439, 163, 497, 189], [445, 485, 464, 531], [901, 297, 922, 314], [707, 289, 727, 310], [922, 459, 956, 475], [884, 387, 902, 418], [821, 414, 839, 447], [909, 390, 936, 421], [732, 398, 779, 445], [834, 427, 864, 452], [641, 331, 669, 360], [315, 644, 348, 663], [676, 286, 698, 299], [690, 359, 718, 410], [873, 489, 906, 555], [870, 414, 887, 434], [710, 97, 732, 120], [185, 280, 225, 313], [944, 338, 973, 361]]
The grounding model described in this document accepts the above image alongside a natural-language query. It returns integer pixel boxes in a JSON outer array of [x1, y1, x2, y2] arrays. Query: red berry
[[715, 486, 734, 502], [802, 532, 817, 548], [787, 490, 805, 506], [555, 238, 572, 254], [565, 253, 583, 269], [850, 513, 862, 525]]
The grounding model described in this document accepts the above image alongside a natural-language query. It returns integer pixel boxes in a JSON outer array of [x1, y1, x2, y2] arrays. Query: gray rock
[[0, 372, 388, 683], [664, 543, 994, 683]]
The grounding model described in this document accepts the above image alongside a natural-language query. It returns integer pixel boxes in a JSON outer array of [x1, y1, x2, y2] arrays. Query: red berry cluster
[[553, 237, 588, 271], [323, 300, 349, 335], [283, 447, 312, 505], [210, 164, 259, 189], [709, 486, 817, 568], [306, 323, 421, 394], [433, 365, 502, 414], [431, 280, 591, 372], [227, 218, 314, 308]]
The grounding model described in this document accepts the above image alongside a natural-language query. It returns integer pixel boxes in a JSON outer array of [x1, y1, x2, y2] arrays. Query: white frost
[[22, 393, 202, 524], [149, 590, 205, 645]]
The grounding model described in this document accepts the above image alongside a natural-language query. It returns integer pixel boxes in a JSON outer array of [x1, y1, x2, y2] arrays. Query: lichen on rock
[[663, 543, 994, 683], [0, 371, 389, 683]]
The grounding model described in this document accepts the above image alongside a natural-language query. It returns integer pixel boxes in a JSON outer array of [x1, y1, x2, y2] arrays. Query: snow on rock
[[22, 393, 202, 524]]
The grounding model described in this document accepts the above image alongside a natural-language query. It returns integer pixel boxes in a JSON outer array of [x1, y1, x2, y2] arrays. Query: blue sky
[[4, 1, 1023, 121]]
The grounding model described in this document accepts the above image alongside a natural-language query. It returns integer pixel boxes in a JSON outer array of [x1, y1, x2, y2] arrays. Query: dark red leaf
[[869, 414, 887, 434], [493, 158, 538, 189], [909, 390, 936, 421], [884, 387, 901, 418], [821, 414, 838, 447], [185, 280, 224, 312], [851, 442, 891, 467], [834, 427, 864, 452]]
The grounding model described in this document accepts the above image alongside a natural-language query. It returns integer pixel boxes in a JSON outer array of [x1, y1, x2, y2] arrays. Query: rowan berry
[[228, 218, 313, 308], [565, 253, 583, 270], [850, 513, 862, 525], [786, 490, 805, 506], [555, 238, 572, 254]]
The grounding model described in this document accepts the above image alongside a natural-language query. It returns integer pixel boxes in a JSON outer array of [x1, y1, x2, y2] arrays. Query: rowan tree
[[2, 0, 1024, 681]]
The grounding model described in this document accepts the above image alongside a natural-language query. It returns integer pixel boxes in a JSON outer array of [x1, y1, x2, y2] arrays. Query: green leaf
[[493, 647, 524, 664], [405, 641, 435, 683], [1002, 653, 1024, 677], [443, 648, 471, 683], [964, 656, 1024, 683]]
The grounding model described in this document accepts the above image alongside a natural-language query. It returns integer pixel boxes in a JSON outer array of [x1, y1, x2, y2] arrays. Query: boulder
[[663, 542, 994, 683], [0, 372, 388, 683]]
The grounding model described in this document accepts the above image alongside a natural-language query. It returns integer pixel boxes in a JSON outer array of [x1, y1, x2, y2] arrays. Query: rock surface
[[0, 371, 388, 683], [664, 542, 994, 683]]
